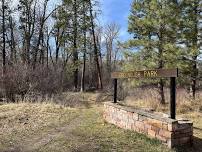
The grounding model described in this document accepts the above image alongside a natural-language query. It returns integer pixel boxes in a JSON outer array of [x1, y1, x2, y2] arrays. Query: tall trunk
[[73, 0, 78, 90], [81, 1, 87, 92], [2, 0, 6, 101], [89, 0, 103, 89], [191, 1, 199, 99], [192, 58, 197, 99], [158, 26, 165, 105], [25, 6, 31, 65], [113, 48, 119, 70], [23, 1, 36, 65], [81, 47, 86, 92], [2, 0, 6, 74], [106, 39, 110, 72], [46, 28, 50, 68], [106, 39, 112, 78], [40, 32, 45, 65], [25, 37, 31, 64], [33, 0, 48, 69], [9, 16, 16, 63], [89, 41, 94, 87], [54, 28, 65, 65], [97, 35, 103, 78], [55, 27, 60, 63], [109, 40, 112, 72]]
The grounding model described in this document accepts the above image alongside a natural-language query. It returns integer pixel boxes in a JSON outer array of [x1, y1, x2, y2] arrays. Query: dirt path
[[8, 113, 85, 152], [0, 103, 176, 152]]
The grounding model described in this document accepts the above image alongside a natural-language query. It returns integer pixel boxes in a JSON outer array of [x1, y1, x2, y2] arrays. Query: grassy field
[[0, 92, 202, 152]]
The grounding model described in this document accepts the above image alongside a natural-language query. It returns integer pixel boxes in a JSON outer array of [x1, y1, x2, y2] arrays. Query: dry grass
[[0, 102, 80, 151], [0, 91, 202, 152], [51, 92, 96, 108], [69, 106, 173, 152], [122, 88, 202, 114], [0, 102, 173, 152], [16, 92, 97, 108]]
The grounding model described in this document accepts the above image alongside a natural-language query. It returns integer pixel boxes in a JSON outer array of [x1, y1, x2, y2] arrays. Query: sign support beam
[[170, 77, 176, 119], [114, 79, 117, 103]]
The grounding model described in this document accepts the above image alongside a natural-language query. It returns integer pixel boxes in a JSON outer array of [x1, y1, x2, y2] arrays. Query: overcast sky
[[100, 0, 133, 41]]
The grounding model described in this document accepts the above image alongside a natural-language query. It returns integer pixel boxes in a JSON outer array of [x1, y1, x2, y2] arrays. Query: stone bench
[[103, 102, 193, 148]]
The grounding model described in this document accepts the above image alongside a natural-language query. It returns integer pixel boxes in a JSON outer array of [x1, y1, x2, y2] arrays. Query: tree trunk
[[191, 1, 199, 99], [89, 0, 103, 90], [81, 42, 87, 92], [25, 37, 31, 64], [55, 27, 60, 63], [73, 0, 78, 90], [33, 0, 48, 69], [9, 16, 16, 64], [39, 33, 45, 65], [192, 58, 197, 99], [158, 26, 165, 105], [2, 0, 6, 74], [97, 35, 103, 81], [81, 1, 87, 92], [46, 28, 50, 68]]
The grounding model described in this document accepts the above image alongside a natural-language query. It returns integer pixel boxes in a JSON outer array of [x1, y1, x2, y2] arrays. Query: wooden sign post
[[114, 79, 117, 103], [111, 69, 178, 119], [170, 77, 176, 119]]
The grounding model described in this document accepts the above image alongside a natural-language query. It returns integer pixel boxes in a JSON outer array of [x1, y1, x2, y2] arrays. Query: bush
[[0, 64, 71, 102]]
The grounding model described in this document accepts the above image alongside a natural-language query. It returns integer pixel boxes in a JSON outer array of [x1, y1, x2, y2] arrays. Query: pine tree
[[128, 0, 181, 104], [80, 0, 89, 92], [179, 0, 202, 99]]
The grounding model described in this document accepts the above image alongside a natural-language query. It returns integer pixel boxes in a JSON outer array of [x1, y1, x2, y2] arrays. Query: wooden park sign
[[111, 69, 178, 79], [112, 68, 178, 119]]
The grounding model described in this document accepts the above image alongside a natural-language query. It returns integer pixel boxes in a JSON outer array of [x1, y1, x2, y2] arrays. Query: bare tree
[[104, 23, 120, 74], [18, 0, 37, 64], [2, 0, 6, 74], [33, 0, 49, 69]]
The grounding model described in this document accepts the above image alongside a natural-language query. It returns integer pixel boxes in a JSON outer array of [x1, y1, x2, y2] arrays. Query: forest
[[0, 0, 201, 103]]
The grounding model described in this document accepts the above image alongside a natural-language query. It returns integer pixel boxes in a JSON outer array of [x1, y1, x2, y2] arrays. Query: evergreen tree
[[128, 0, 181, 104], [179, 0, 202, 99]]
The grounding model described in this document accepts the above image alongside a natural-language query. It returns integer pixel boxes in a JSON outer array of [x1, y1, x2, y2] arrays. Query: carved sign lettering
[[111, 69, 178, 79]]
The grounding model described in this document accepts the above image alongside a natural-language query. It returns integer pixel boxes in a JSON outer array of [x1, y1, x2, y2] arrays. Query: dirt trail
[[9, 113, 85, 152]]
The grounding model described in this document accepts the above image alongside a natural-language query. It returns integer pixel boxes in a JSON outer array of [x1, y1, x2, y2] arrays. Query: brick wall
[[103, 102, 193, 148]]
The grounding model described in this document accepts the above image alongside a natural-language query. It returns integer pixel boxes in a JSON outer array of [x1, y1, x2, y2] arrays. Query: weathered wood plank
[[111, 69, 178, 79]]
